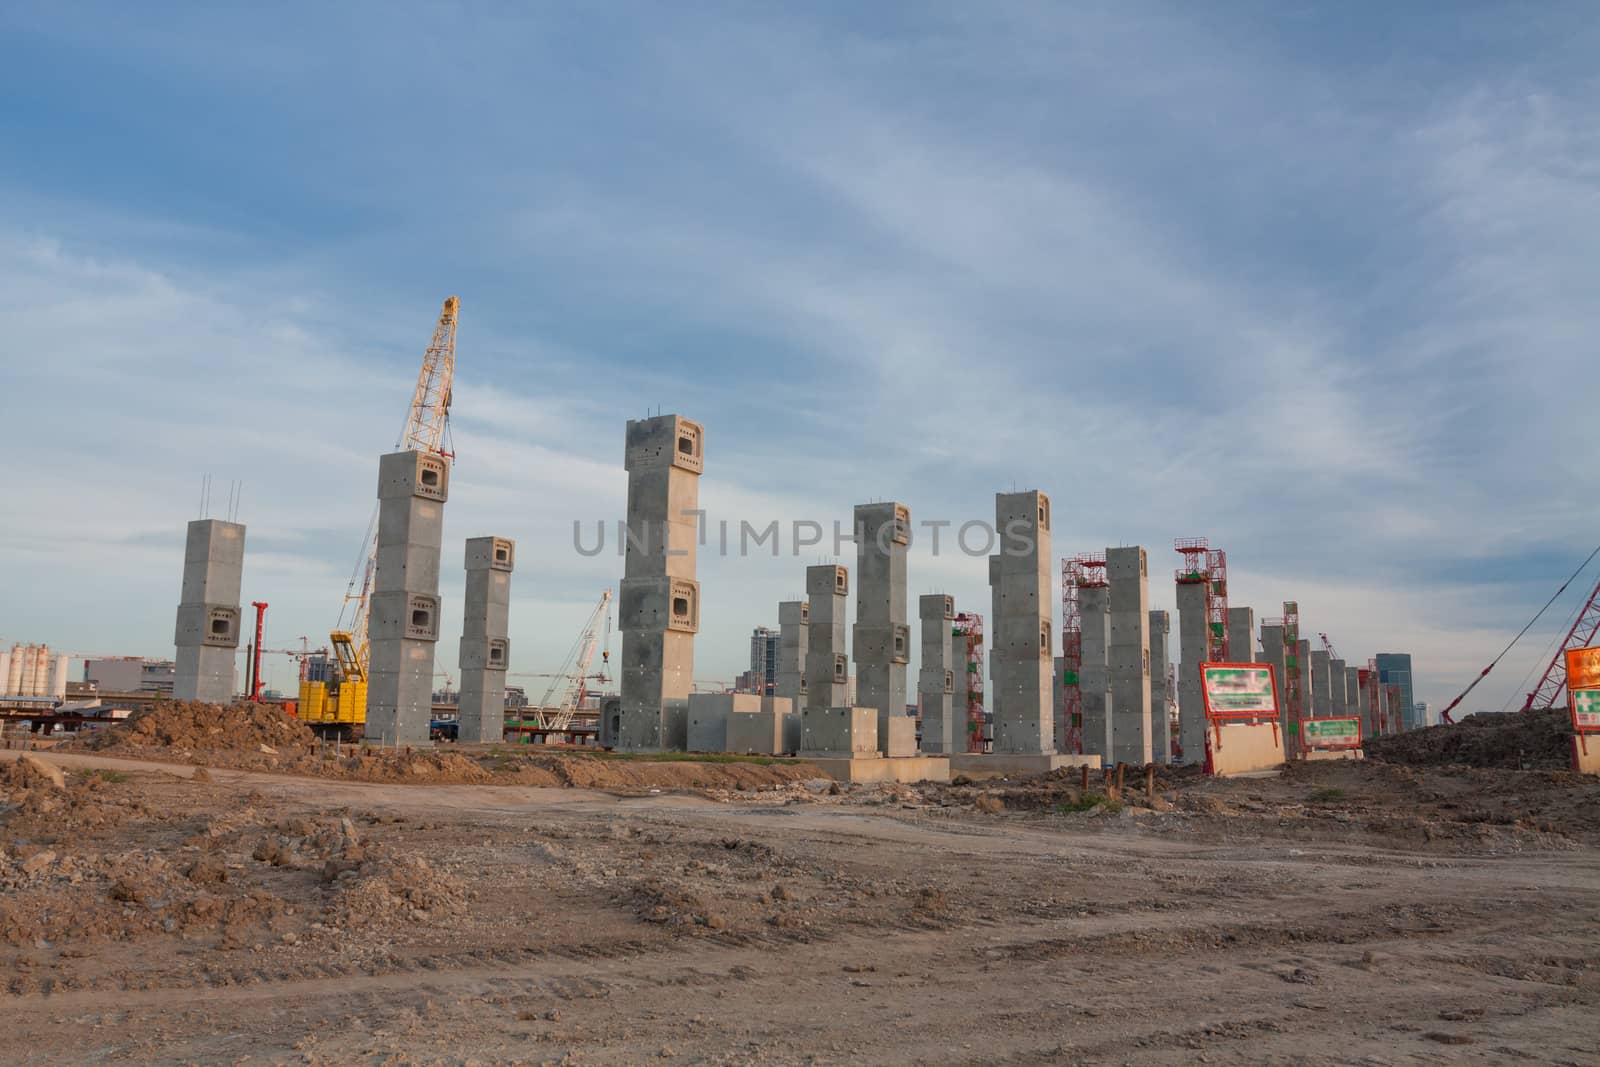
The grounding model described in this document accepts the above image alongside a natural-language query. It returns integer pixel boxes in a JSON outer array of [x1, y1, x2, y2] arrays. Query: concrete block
[[461, 599, 511, 640], [806, 565, 849, 598], [377, 450, 450, 502], [464, 569, 512, 609], [174, 603, 242, 649], [852, 624, 910, 665], [799, 706, 878, 758], [881, 715, 916, 757], [947, 752, 1100, 779], [369, 591, 441, 643], [367, 639, 435, 681], [459, 636, 510, 672], [726, 707, 784, 755], [1207, 721, 1285, 777], [377, 497, 445, 549], [687, 693, 763, 752], [803, 756, 952, 785], [625, 414, 704, 474], [619, 576, 699, 634], [184, 519, 246, 567], [464, 536, 515, 572], [180, 560, 243, 606], [173, 644, 237, 704], [457, 674, 506, 744], [374, 543, 441, 595]]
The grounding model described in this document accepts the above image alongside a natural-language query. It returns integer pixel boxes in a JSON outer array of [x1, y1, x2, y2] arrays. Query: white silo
[[49, 654, 69, 700], [4, 644, 22, 695]]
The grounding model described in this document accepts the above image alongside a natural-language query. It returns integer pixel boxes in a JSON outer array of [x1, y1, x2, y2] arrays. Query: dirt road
[[3, 749, 1598, 1065]]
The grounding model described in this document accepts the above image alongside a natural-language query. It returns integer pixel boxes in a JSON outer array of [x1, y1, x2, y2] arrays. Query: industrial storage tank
[[5, 643, 23, 695]]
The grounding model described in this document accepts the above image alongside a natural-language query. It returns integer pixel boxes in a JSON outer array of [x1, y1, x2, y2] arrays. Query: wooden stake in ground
[[1081, 765, 1091, 792], [1146, 764, 1156, 803], [1115, 763, 1125, 800]]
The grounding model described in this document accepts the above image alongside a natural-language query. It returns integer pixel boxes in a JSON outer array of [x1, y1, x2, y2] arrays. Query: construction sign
[[1567, 646, 1600, 693], [1302, 717, 1362, 749], [1200, 663, 1278, 718], [1573, 688, 1600, 731]]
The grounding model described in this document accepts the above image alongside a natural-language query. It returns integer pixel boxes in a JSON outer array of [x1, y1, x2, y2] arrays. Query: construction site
[[4, 290, 1600, 1065]]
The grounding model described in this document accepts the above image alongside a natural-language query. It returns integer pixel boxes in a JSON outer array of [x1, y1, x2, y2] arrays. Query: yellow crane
[[300, 297, 459, 735]]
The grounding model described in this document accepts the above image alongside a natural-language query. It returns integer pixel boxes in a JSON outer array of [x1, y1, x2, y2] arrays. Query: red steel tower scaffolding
[[1175, 538, 1230, 660], [1283, 601, 1303, 755], [1520, 578, 1600, 711], [954, 612, 987, 753], [1060, 558, 1084, 755]]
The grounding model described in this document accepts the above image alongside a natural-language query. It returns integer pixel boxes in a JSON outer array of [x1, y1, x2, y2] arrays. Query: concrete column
[[950, 627, 972, 753], [805, 565, 849, 712], [1149, 610, 1172, 764], [173, 518, 245, 704], [457, 536, 513, 744], [1107, 546, 1152, 766], [1310, 649, 1332, 717], [776, 600, 808, 703], [1345, 665, 1362, 721], [917, 594, 956, 754], [367, 451, 447, 746], [1175, 580, 1208, 765], [1227, 607, 1255, 663], [853, 503, 911, 755], [988, 491, 1054, 754], [1260, 622, 1289, 739], [1329, 658, 1347, 719], [1052, 655, 1065, 752], [617, 415, 703, 751], [1079, 586, 1111, 759]]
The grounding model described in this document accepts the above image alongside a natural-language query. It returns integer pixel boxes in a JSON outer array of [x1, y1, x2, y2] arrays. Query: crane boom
[[535, 590, 613, 731], [342, 297, 460, 665]]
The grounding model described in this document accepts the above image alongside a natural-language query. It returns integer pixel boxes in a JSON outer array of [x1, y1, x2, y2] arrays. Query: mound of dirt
[[485, 753, 821, 792], [68, 701, 316, 756], [1365, 708, 1574, 770]]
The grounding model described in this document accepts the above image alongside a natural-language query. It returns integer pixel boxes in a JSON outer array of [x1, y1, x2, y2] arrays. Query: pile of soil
[[68, 701, 316, 756], [1365, 707, 1574, 770], [483, 752, 821, 792]]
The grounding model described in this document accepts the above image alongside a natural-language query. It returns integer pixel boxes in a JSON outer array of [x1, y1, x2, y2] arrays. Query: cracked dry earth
[[2, 750, 1598, 1065]]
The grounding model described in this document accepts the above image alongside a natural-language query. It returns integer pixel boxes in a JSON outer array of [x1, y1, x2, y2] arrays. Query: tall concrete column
[[776, 600, 808, 703], [1260, 621, 1288, 735], [853, 503, 910, 755], [917, 594, 956, 754], [988, 491, 1054, 754], [1227, 607, 1255, 663], [457, 536, 513, 744], [1329, 658, 1347, 718], [1345, 665, 1362, 721], [805, 564, 849, 712], [951, 626, 971, 753], [1310, 648, 1332, 717], [1079, 585, 1111, 759], [173, 518, 245, 703], [1107, 546, 1151, 766], [1149, 610, 1172, 763], [1175, 580, 1209, 765], [617, 415, 703, 751], [367, 451, 447, 745]]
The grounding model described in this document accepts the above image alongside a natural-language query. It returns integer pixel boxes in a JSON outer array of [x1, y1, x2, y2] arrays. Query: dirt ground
[[5, 741, 1600, 1066]]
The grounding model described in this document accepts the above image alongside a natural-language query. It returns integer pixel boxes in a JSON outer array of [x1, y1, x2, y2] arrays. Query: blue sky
[[2, 2, 1597, 710]]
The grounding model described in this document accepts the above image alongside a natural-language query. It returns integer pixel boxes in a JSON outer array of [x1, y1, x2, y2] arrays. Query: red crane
[[1519, 577, 1600, 712]]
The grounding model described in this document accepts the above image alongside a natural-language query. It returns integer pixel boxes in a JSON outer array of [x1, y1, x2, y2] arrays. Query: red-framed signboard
[[1200, 662, 1280, 737], [1302, 717, 1362, 750]]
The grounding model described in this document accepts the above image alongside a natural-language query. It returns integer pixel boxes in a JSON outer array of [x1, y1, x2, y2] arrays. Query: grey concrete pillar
[[1310, 648, 1332, 717], [1079, 585, 1111, 759], [853, 503, 910, 755], [917, 594, 956, 754], [1107, 546, 1152, 766], [457, 536, 513, 744], [1260, 621, 1289, 741], [367, 451, 448, 746], [1329, 658, 1347, 718], [805, 564, 849, 712], [777, 600, 808, 703], [950, 626, 972, 753], [173, 518, 245, 703], [617, 415, 702, 751], [988, 491, 1054, 754], [1175, 580, 1209, 765], [1149, 610, 1172, 763], [1227, 606, 1255, 663], [1345, 665, 1362, 721]]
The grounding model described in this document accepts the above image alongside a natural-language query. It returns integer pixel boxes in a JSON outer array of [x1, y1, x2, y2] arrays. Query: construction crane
[[515, 590, 612, 733], [301, 297, 458, 737], [1317, 633, 1341, 660]]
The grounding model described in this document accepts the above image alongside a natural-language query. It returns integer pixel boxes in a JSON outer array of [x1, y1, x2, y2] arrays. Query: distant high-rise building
[[1375, 653, 1417, 730], [749, 626, 779, 695], [1415, 701, 1432, 727], [82, 657, 176, 697]]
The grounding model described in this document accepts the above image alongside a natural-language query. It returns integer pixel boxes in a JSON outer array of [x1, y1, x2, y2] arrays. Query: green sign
[[1303, 717, 1361, 747], [1575, 688, 1600, 730], [1202, 665, 1277, 714]]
